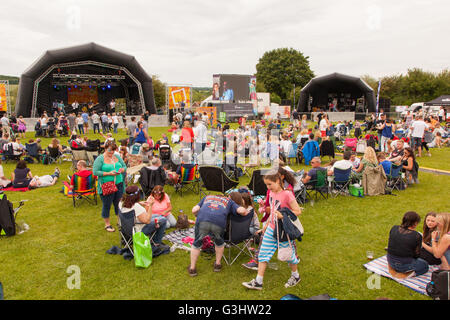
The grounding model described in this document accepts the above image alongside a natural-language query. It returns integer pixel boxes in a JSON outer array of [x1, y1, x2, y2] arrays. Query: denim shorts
[[193, 221, 225, 249]]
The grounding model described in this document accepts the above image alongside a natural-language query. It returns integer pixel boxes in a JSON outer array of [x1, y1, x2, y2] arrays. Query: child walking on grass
[[242, 170, 303, 290]]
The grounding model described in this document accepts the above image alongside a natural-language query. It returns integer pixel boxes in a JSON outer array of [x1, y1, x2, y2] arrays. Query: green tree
[[256, 48, 314, 100], [152, 75, 166, 111]]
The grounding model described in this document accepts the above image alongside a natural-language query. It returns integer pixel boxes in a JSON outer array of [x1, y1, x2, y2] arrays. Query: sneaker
[[242, 259, 258, 271], [242, 278, 263, 290], [284, 274, 301, 288], [187, 266, 197, 277], [213, 262, 222, 272]]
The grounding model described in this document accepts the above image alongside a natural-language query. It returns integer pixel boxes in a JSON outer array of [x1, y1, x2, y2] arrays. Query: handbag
[[276, 215, 294, 262], [101, 174, 118, 196]]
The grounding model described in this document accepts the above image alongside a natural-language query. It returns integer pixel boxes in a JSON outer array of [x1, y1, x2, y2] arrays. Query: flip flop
[[105, 225, 115, 232]]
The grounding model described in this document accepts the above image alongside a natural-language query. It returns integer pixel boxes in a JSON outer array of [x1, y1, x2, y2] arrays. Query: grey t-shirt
[[127, 122, 137, 137]]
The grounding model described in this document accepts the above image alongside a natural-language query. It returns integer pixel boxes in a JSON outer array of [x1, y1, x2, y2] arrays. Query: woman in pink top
[[242, 170, 303, 291], [145, 185, 176, 229]]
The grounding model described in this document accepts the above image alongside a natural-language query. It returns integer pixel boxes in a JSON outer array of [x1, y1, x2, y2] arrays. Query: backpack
[[131, 144, 141, 155], [175, 214, 189, 230], [426, 270, 450, 300], [0, 194, 16, 236], [42, 153, 50, 165]]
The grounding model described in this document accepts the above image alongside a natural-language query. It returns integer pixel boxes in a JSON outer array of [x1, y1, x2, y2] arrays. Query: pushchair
[[58, 119, 69, 136], [34, 121, 43, 137], [47, 119, 56, 137]]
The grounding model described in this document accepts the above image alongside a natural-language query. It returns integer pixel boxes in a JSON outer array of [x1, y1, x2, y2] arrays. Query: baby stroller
[[47, 119, 56, 137], [158, 144, 171, 165], [58, 119, 69, 137], [34, 121, 43, 137]]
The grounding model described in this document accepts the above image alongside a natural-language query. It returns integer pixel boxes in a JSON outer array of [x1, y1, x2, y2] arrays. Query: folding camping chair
[[293, 170, 307, 205], [331, 167, 352, 197], [176, 164, 200, 196], [25, 143, 41, 163], [222, 212, 255, 266], [247, 169, 268, 197], [118, 209, 153, 257], [139, 166, 167, 197], [70, 173, 97, 207], [199, 166, 239, 198], [71, 149, 89, 170], [386, 163, 404, 192], [46, 147, 62, 164], [305, 169, 329, 201], [3, 143, 21, 163], [287, 143, 299, 165]]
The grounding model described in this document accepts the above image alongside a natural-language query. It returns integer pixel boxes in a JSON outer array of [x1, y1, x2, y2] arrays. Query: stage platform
[[20, 115, 169, 132]]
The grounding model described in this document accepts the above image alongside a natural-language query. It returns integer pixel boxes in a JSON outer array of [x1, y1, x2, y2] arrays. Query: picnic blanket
[[363, 255, 439, 296], [163, 227, 195, 246], [1, 187, 32, 192]]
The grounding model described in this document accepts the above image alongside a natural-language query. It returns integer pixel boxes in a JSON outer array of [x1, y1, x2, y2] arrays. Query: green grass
[[0, 125, 449, 300]]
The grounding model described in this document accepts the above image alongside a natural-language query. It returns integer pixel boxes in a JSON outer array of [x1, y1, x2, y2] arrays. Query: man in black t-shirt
[[375, 114, 386, 151]]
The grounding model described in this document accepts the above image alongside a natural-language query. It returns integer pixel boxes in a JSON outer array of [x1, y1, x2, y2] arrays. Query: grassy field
[[0, 125, 449, 300]]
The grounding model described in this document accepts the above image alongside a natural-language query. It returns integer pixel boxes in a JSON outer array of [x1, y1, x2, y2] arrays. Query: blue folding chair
[[386, 163, 403, 192], [331, 167, 352, 197], [287, 143, 299, 164]]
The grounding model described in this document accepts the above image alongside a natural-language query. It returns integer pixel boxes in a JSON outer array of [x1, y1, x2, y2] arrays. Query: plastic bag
[[133, 232, 152, 268]]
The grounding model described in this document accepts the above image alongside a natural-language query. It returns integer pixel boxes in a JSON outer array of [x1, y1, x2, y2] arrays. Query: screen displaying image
[[212, 74, 252, 102]]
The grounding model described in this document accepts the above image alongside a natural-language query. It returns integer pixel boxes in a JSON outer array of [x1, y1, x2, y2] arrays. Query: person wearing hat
[[139, 143, 153, 163]]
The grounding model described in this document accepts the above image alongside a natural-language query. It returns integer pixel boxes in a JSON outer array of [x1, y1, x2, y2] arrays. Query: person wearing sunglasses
[[93, 140, 127, 232], [143, 185, 175, 229]]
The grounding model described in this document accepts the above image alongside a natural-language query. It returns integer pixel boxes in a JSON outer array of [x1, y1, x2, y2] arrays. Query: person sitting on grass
[[11, 160, 33, 188], [419, 212, 442, 266], [28, 167, 60, 189], [387, 211, 429, 277], [187, 192, 248, 277], [242, 170, 303, 290], [431, 212, 450, 271], [119, 185, 167, 245]]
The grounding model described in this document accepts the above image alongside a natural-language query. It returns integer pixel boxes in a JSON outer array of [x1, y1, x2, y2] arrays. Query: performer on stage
[[109, 99, 116, 113], [72, 100, 79, 113]]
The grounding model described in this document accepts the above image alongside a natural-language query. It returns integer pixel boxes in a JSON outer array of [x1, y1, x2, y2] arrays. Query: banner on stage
[[68, 86, 98, 105], [168, 86, 191, 109], [0, 83, 8, 112]]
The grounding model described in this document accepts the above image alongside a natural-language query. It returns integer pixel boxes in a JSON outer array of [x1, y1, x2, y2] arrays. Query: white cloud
[[0, 0, 448, 86]]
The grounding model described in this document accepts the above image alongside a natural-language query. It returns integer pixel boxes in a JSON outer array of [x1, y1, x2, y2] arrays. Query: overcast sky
[[0, 0, 449, 87]]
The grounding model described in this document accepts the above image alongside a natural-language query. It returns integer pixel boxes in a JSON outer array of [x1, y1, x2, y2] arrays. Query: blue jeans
[[78, 124, 84, 134], [93, 123, 100, 134], [193, 221, 225, 249], [113, 123, 119, 133], [100, 182, 124, 219], [141, 217, 168, 244], [388, 256, 429, 276]]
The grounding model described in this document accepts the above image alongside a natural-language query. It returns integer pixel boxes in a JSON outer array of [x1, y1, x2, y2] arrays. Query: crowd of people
[[0, 106, 448, 292]]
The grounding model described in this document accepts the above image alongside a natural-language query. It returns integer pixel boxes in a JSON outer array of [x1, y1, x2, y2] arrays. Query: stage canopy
[[16, 42, 156, 117], [425, 95, 450, 106], [297, 72, 376, 113]]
